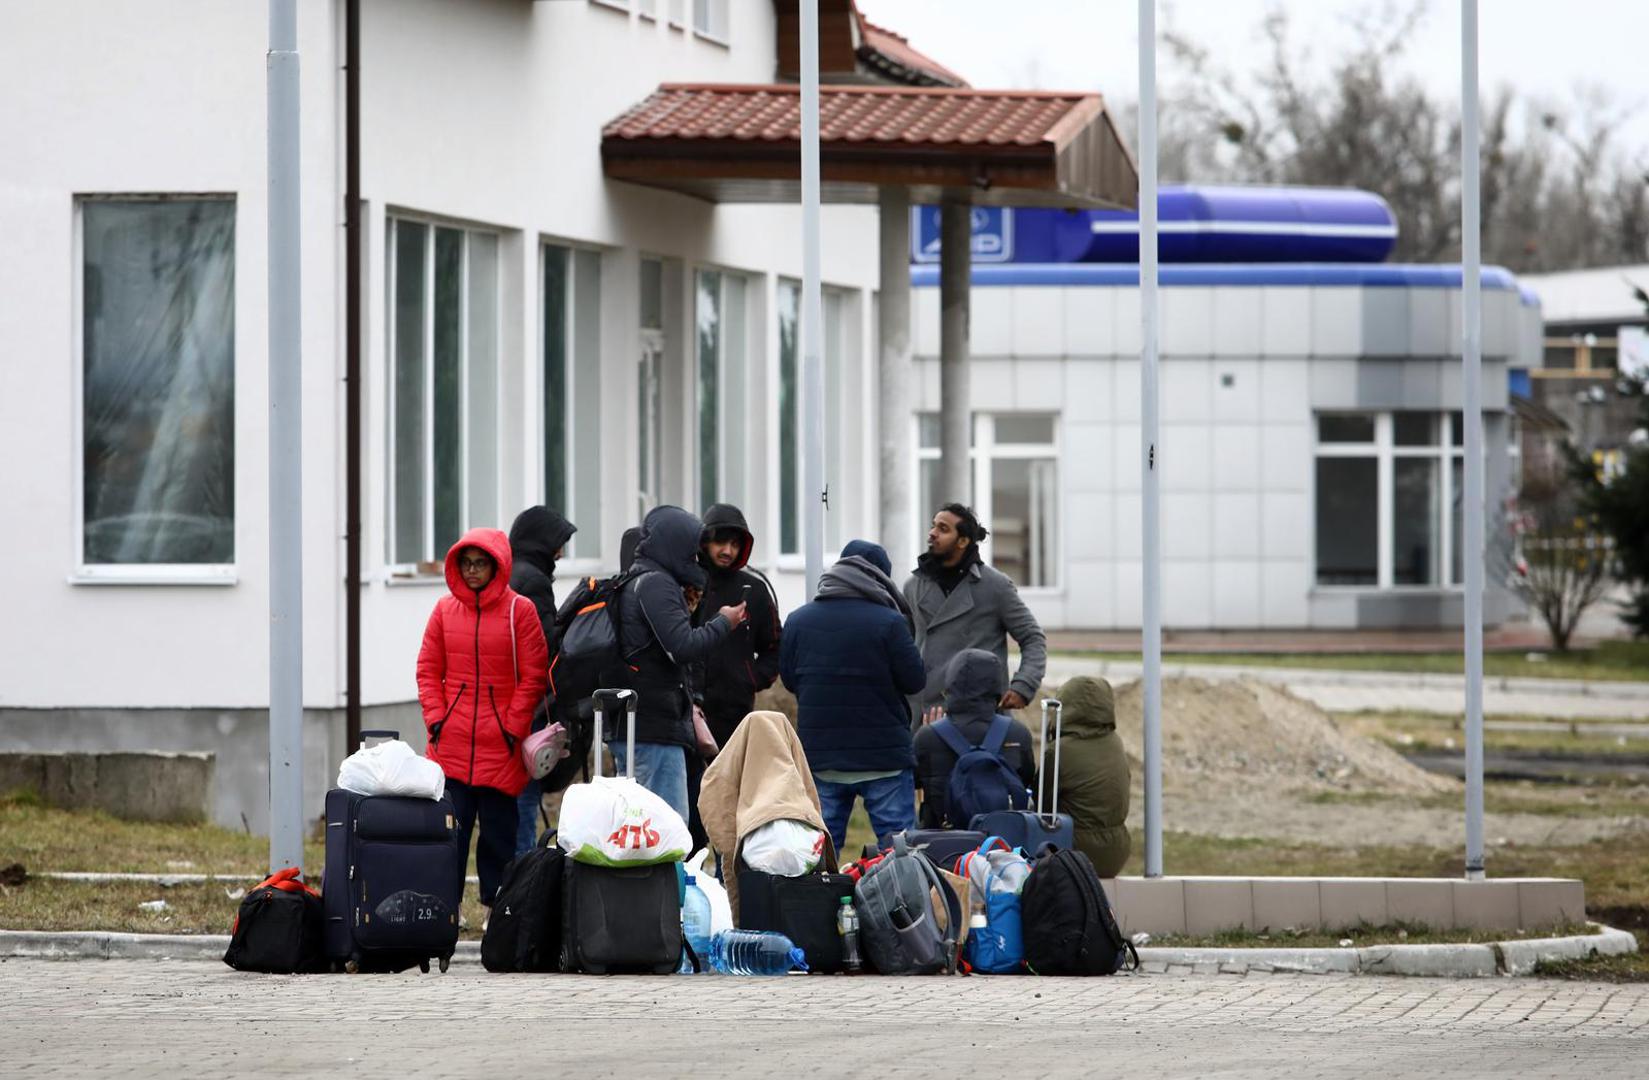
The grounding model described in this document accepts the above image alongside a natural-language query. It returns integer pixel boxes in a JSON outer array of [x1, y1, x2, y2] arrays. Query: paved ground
[[1042, 657, 1649, 720], [6, 960, 1648, 1078]]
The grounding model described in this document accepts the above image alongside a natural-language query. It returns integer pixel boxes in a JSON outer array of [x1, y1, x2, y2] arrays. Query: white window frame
[[590, 0, 631, 13], [385, 216, 503, 576], [913, 412, 1062, 592], [691, 0, 729, 44], [775, 281, 854, 566], [71, 193, 238, 585], [694, 267, 748, 511], [540, 240, 604, 567], [1313, 411, 1468, 591], [637, 256, 666, 520]]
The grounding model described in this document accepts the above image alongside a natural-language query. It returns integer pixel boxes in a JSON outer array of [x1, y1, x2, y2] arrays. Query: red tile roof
[[604, 84, 1101, 150], [856, 17, 968, 88]]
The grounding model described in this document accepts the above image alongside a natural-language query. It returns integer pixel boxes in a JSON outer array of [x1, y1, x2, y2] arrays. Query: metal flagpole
[[1460, 0, 1486, 881], [800, 0, 825, 597], [267, 0, 305, 874], [1138, 0, 1163, 879]]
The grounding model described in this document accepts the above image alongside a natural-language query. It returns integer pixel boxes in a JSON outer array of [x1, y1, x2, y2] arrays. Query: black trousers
[[446, 779, 519, 907]]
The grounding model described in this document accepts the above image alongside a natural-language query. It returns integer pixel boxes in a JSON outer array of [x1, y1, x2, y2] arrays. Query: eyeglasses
[[458, 558, 492, 572]]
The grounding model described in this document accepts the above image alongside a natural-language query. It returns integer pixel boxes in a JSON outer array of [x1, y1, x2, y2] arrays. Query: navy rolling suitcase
[[970, 699, 1075, 855], [323, 737, 463, 974], [559, 689, 685, 975]]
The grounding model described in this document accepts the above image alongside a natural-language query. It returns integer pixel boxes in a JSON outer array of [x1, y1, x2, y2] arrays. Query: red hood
[[443, 527, 514, 608]]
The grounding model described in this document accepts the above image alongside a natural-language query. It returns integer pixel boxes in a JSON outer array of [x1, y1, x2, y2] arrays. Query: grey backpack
[[853, 834, 963, 975]]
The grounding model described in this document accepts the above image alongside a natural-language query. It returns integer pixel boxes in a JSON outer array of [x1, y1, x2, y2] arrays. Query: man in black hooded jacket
[[613, 505, 746, 820], [690, 504, 783, 749], [508, 506, 577, 853]]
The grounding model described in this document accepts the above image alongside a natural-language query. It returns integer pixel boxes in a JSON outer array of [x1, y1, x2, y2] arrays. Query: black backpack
[[930, 715, 1032, 828], [222, 868, 326, 974], [547, 570, 640, 711], [481, 831, 566, 973], [1020, 848, 1138, 976]]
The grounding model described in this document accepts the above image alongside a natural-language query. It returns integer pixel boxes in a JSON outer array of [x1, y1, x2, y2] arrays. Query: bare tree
[[1497, 465, 1612, 652]]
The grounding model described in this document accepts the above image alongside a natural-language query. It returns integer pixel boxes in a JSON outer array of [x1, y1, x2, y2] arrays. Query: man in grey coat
[[902, 503, 1046, 719]]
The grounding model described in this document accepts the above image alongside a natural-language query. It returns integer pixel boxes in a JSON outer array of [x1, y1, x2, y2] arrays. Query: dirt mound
[[1087, 677, 1456, 799]]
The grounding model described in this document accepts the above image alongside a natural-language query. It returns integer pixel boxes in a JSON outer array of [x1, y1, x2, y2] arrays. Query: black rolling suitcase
[[970, 699, 1075, 855], [323, 734, 463, 974], [560, 689, 684, 975]]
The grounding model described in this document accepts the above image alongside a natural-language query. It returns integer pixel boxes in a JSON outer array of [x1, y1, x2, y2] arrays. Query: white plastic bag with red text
[[556, 775, 690, 866]]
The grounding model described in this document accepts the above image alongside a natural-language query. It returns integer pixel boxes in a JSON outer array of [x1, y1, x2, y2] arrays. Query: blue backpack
[[953, 836, 1030, 975], [931, 716, 1032, 829]]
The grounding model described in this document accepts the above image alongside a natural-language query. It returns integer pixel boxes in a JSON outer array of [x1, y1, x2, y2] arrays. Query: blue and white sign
[[911, 206, 1015, 264]]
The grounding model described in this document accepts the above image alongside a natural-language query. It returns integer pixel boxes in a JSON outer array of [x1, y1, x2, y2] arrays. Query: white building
[[0, 0, 1534, 830]]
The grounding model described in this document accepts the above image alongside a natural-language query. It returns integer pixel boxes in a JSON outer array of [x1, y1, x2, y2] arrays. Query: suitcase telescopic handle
[[589, 689, 637, 780], [359, 729, 399, 747], [1037, 698, 1062, 821]]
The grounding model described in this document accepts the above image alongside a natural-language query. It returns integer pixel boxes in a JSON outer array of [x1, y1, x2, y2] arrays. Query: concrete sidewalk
[[1041, 656, 1649, 720]]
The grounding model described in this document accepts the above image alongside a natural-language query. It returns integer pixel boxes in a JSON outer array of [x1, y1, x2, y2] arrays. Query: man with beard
[[507, 506, 576, 854], [691, 504, 783, 748], [903, 503, 1046, 720], [780, 540, 926, 851]]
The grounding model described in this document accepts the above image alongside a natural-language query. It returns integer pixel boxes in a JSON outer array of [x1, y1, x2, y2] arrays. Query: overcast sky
[[858, 0, 1649, 155]]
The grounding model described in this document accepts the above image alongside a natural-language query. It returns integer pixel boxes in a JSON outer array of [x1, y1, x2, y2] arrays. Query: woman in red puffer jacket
[[416, 527, 548, 908]]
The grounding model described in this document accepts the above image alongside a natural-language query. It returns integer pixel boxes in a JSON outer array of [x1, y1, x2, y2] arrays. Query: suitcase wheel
[[344, 956, 360, 975], [439, 954, 451, 974], [419, 959, 430, 974]]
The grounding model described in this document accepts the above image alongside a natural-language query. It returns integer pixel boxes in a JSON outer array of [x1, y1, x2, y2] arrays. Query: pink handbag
[[522, 722, 570, 780]]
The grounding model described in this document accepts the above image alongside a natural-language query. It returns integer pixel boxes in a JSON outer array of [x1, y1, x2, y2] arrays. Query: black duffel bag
[[223, 867, 326, 974], [736, 857, 855, 973]]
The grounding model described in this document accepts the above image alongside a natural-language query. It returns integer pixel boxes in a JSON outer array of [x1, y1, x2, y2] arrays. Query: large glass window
[[692, 0, 728, 39], [637, 257, 664, 518], [915, 413, 1060, 589], [777, 282, 850, 555], [80, 197, 236, 569], [1315, 411, 1471, 588], [388, 219, 499, 569], [543, 243, 602, 558], [696, 269, 746, 508]]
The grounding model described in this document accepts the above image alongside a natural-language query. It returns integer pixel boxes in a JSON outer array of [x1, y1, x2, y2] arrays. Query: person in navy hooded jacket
[[779, 540, 926, 851]]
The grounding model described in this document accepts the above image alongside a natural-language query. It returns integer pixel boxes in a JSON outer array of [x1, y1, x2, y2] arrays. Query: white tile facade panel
[[970, 358, 1015, 407], [1309, 358, 1357, 407], [1213, 287, 1264, 357], [1063, 492, 1109, 562], [1213, 561, 1263, 628], [916, 358, 940, 411], [1063, 422, 1112, 493], [1113, 492, 1142, 560], [1163, 560, 1213, 628], [1309, 592, 1359, 629], [1258, 358, 1310, 423], [1260, 424, 1311, 492], [1113, 559, 1144, 628], [1311, 287, 1363, 357], [1260, 491, 1311, 560], [1483, 289, 1513, 358], [1013, 358, 1066, 409], [914, 287, 939, 358], [1012, 286, 1066, 357], [1162, 359, 1213, 423], [1261, 286, 1312, 356], [1113, 355, 1141, 422], [1065, 358, 1112, 424], [1212, 358, 1261, 423], [1361, 287, 1410, 356], [1064, 286, 1114, 356], [1163, 493, 1212, 560], [1261, 560, 1311, 627], [1112, 424, 1142, 492], [1113, 287, 1142, 357], [1409, 287, 1448, 356], [1065, 557, 1116, 629], [1212, 425, 1262, 491], [1212, 492, 1262, 559], [1162, 424, 1213, 493], [1163, 287, 1215, 356], [971, 287, 1013, 356]]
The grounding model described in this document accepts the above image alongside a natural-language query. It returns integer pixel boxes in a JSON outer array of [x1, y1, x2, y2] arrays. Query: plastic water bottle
[[837, 898, 862, 973], [707, 929, 809, 975], [679, 875, 713, 974]]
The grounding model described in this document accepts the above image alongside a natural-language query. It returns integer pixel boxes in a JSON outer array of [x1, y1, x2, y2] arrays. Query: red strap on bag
[[253, 866, 319, 899]]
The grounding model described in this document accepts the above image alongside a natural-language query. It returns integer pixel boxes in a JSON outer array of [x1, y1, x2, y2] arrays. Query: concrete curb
[[4, 927, 1632, 977]]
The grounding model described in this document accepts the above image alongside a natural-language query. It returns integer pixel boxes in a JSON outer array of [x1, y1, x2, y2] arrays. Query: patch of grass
[[1302, 783, 1649, 819], [1534, 931, 1649, 982], [1152, 921, 1599, 950], [1061, 640, 1649, 683]]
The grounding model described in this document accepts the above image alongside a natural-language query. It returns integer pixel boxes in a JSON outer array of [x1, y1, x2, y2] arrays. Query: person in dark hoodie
[[780, 540, 926, 851], [691, 504, 783, 748], [506, 506, 577, 855], [613, 505, 745, 819], [912, 648, 1038, 829]]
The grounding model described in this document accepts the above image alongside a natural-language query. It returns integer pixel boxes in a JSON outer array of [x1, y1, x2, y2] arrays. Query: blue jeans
[[514, 779, 542, 856], [814, 770, 916, 854], [608, 742, 689, 823]]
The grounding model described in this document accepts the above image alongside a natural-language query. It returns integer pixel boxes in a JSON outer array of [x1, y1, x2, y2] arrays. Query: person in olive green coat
[[1054, 676, 1131, 877]]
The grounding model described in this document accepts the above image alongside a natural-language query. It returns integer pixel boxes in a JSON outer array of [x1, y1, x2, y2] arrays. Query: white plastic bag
[[336, 740, 446, 800], [740, 819, 826, 877], [684, 848, 734, 935], [556, 776, 691, 866]]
